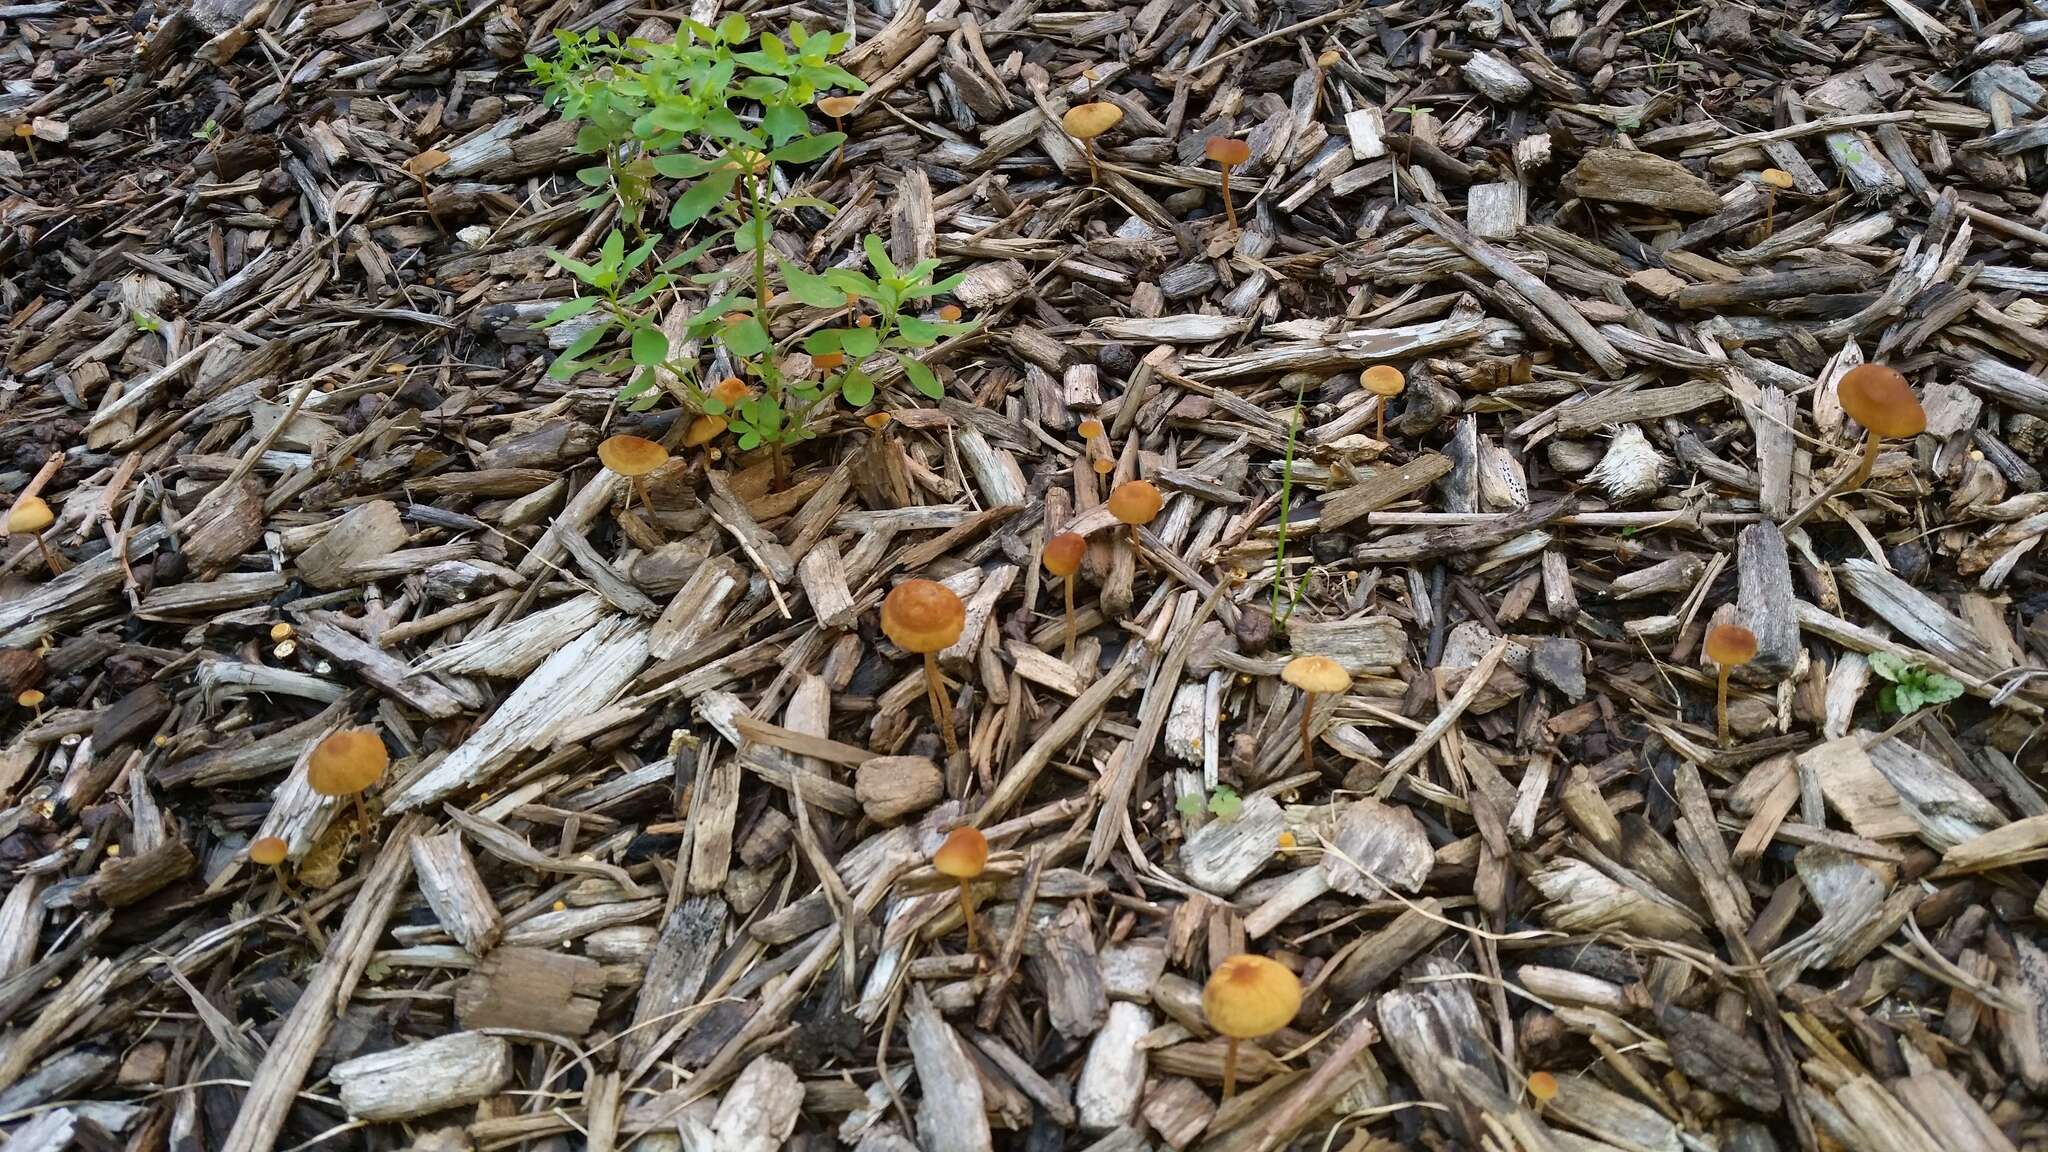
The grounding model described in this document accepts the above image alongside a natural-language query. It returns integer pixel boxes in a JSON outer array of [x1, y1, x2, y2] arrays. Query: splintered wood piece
[[410, 831, 500, 952], [332, 1032, 512, 1121]]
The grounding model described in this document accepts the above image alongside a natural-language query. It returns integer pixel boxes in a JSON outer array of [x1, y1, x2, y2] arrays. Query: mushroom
[[1106, 479, 1163, 557], [1202, 953, 1302, 1099], [1361, 365, 1405, 441], [1703, 622, 1757, 748], [308, 727, 389, 837], [1204, 137, 1252, 229], [683, 415, 728, 469], [931, 825, 989, 952], [16, 689, 44, 719], [1758, 168, 1793, 237], [597, 434, 670, 516], [1836, 363, 1924, 492], [1043, 532, 1087, 659], [6, 496, 60, 575], [881, 579, 967, 757], [1527, 1071, 1559, 1107], [1310, 48, 1341, 115], [1077, 417, 1113, 476], [1061, 102, 1123, 184], [1281, 655, 1351, 774], [817, 93, 859, 171], [250, 835, 292, 893]]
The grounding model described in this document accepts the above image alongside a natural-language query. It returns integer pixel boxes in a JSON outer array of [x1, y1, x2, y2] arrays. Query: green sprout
[[1176, 785, 1243, 821], [1867, 652, 1964, 716]]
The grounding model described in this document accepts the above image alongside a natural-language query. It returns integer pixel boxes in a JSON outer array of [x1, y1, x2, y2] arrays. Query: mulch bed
[[4, 0, 2048, 1149]]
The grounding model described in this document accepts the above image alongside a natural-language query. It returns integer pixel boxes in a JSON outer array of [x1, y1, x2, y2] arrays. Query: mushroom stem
[[1063, 575, 1076, 660], [1763, 190, 1775, 239], [1081, 138, 1099, 184], [957, 877, 979, 953], [923, 651, 957, 757], [1220, 164, 1237, 229], [1375, 401, 1386, 442], [1845, 434, 1881, 493], [632, 477, 649, 517], [1716, 665, 1731, 749], [34, 536, 57, 574], [1222, 1037, 1240, 1100], [830, 115, 845, 174], [353, 793, 371, 841], [1299, 693, 1316, 774]]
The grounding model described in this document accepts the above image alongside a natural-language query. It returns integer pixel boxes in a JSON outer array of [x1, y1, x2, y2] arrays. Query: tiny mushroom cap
[[817, 94, 860, 118], [863, 411, 894, 430], [1107, 480, 1164, 526], [1317, 48, 1342, 68], [932, 826, 989, 879], [1205, 137, 1251, 167], [937, 304, 963, 323], [881, 579, 966, 653], [307, 728, 389, 797], [813, 352, 847, 372], [1838, 363, 1926, 439], [1704, 623, 1759, 666], [1062, 102, 1123, 140], [1527, 1071, 1560, 1103], [1759, 168, 1796, 190], [1362, 365, 1407, 397], [16, 689, 44, 709], [712, 376, 750, 406], [6, 497, 52, 535], [1077, 418, 1105, 438], [249, 836, 289, 867], [683, 415, 728, 448], [597, 434, 669, 478], [1202, 954, 1302, 1039], [1282, 654, 1352, 695], [1044, 532, 1087, 578]]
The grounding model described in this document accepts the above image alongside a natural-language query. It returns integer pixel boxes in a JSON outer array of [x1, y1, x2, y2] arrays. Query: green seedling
[[1177, 785, 1242, 821], [1868, 652, 1964, 716]]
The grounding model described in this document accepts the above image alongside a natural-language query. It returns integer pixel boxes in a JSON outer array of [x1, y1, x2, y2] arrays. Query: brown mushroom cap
[[1107, 480, 1163, 526], [249, 836, 289, 866], [1758, 168, 1795, 190], [1202, 954, 1302, 1039], [1062, 102, 1123, 141], [932, 826, 989, 879], [864, 411, 894, 430], [1282, 654, 1352, 694], [1703, 623, 1758, 666], [1205, 137, 1251, 167], [1837, 364, 1925, 439], [683, 415, 728, 448], [813, 352, 847, 373], [1316, 49, 1342, 69], [6, 496, 52, 535], [817, 95, 860, 118], [597, 434, 670, 478], [1044, 532, 1087, 578], [307, 728, 389, 798], [881, 579, 966, 654], [1361, 365, 1407, 398], [712, 376, 750, 407]]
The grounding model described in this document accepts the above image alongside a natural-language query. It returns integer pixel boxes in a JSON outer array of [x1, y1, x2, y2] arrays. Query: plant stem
[[1716, 666, 1731, 748], [1223, 1037, 1240, 1099]]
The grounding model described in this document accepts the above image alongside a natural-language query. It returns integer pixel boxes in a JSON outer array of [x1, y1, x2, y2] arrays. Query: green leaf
[[540, 295, 601, 327], [841, 368, 873, 407], [805, 329, 844, 355], [576, 164, 611, 187], [1915, 671, 1965, 707], [840, 327, 879, 358], [651, 153, 720, 178], [669, 167, 740, 228], [863, 233, 899, 280], [546, 249, 600, 283], [1866, 651, 1910, 683], [722, 316, 771, 358], [762, 102, 807, 146], [770, 131, 843, 164], [599, 229, 626, 270], [1207, 786, 1242, 821], [779, 260, 844, 308], [559, 325, 605, 363], [715, 12, 748, 42], [1176, 792, 1204, 820], [898, 353, 941, 399], [737, 430, 761, 450], [631, 327, 669, 367], [896, 316, 941, 346], [824, 267, 880, 298]]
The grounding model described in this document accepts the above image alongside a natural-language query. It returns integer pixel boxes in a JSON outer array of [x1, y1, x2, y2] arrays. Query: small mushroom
[[1204, 137, 1252, 229], [931, 825, 989, 952], [881, 579, 967, 757], [817, 93, 859, 171], [1077, 417, 1113, 476], [16, 689, 44, 720], [1703, 623, 1756, 748], [1758, 168, 1794, 237], [683, 415, 727, 469], [597, 434, 670, 516], [1361, 365, 1406, 441], [1201, 953, 1301, 1099], [1062, 102, 1123, 184], [6, 496, 61, 575], [308, 727, 389, 837], [1043, 532, 1087, 659], [1281, 655, 1351, 774], [249, 835, 292, 894], [1106, 479, 1163, 557], [1527, 1070, 1559, 1107], [1836, 363, 1925, 492]]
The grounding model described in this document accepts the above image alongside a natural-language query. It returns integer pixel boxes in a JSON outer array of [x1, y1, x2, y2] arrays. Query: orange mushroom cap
[[812, 351, 847, 373], [307, 728, 389, 798], [932, 826, 989, 879], [712, 376, 750, 406], [1044, 532, 1087, 578], [1527, 1071, 1560, 1103], [1759, 168, 1795, 190], [1205, 137, 1251, 167], [683, 415, 728, 448], [1362, 365, 1406, 398], [1202, 954, 1301, 1039], [6, 496, 52, 535], [817, 95, 860, 118], [16, 689, 44, 709], [864, 411, 894, 430], [249, 836, 289, 866], [1107, 480, 1163, 526], [937, 304, 963, 323], [881, 579, 966, 654], [1837, 364, 1925, 439], [1062, 102, 1123, 141], [597, 434, 669, 478], [1077, 418, 1105, 439], [1704, 623, 1758, 666], [1282, 654, 1351, 694]]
